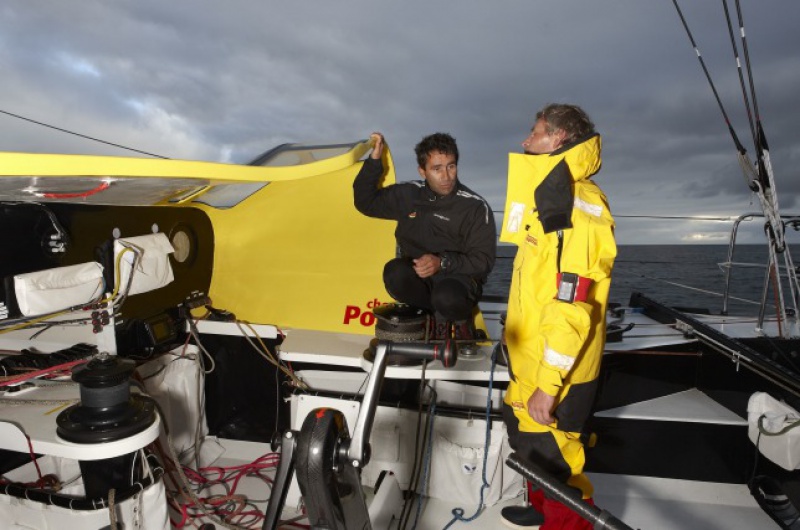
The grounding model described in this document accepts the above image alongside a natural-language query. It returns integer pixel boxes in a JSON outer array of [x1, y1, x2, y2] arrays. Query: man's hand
[[527, 388, 556, 425], [370, 132, 385, 159], [413, 253, 442, 278]]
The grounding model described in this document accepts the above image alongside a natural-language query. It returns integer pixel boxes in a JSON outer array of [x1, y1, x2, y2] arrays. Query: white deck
[[406, 476, 775, 530], [279, 328, 509, 381], [699, 313, 800, 339], [210, 438, 775, 530], [0, 380, 160, 460]]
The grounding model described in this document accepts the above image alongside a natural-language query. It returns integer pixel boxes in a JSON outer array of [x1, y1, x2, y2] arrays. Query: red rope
[[25, 434, 43, 481], [0, 358, 88, 386], [170, 452, 284, 528]]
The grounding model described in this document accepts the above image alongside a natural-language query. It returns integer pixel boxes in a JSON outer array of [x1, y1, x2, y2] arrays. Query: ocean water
[[484, 244, 774, 316]]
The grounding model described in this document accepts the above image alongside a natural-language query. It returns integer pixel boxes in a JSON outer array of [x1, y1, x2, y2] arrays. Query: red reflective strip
[[42, 181, 110, 199]]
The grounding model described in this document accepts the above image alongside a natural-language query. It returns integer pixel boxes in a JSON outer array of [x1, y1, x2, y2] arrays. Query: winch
[[56, 352, 156, 444]]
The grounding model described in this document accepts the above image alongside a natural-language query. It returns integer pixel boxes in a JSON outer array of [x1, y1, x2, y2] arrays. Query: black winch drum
[[56, 353, 156, 444], [366, 304, 429, 366], [373, 303, 429, 341]]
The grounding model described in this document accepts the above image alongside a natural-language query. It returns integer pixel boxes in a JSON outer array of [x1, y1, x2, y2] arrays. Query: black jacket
[[353, 158, 496, 283]]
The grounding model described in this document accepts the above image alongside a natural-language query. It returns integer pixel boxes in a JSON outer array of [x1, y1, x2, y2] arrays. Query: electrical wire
[[409, 384, 438, 530], [0, 201, 69, 249], [0, 282, 105, 334], [234, 320, 307, 389], [273, 364, 281, 436], [187, 317, 217, 375], [190, 331, 209, 471], [109, 244, 143, 310], [397, 363, 430, 530], [0, 242, 138, 337]]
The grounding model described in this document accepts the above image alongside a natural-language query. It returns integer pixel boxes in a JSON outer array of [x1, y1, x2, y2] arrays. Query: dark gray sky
[[2, 1, 799, 244]]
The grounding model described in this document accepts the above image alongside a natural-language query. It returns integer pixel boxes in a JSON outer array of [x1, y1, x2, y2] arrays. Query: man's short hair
[[536, 104, 596, 145], [415, 132, 459, 168]]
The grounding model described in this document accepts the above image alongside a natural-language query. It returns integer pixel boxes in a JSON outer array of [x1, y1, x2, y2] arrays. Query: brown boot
[[453, 319, 476, 340]]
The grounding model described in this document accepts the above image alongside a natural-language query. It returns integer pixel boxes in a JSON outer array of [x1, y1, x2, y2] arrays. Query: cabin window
[[189, 142, 359, 209], [249, 143, 357, 167]]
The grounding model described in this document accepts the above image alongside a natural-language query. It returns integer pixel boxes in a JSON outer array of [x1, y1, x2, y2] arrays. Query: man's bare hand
[[527, 388, 556, 426], [370, 132, 385, 159], [413, 253, 441, 278]]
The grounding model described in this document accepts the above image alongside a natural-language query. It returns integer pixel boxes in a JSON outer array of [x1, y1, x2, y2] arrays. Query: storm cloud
[[1, 0, 799, 244]]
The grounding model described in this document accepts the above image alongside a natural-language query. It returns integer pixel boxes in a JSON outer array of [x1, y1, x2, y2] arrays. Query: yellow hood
[[499, 134, 601, 246]]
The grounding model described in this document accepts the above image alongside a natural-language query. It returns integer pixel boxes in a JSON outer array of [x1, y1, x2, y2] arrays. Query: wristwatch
[[439, 253, 451, 272]]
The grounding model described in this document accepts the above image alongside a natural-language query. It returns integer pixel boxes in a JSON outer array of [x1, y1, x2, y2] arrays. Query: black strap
[[556, 230, 564, 273]]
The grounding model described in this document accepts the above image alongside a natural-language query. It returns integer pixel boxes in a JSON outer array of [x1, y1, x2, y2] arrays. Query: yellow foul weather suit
[[501, 133, 616, 500]]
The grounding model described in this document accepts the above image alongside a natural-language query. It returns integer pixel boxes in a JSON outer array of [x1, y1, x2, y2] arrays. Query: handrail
[[722, 213, 800, 337], [722, 213, 759, 315]]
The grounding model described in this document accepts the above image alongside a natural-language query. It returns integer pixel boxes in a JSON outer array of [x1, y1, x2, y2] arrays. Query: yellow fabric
[[0, 147, 372, 182], [502, 134, 616, 431], [201, 145, 397, 334]]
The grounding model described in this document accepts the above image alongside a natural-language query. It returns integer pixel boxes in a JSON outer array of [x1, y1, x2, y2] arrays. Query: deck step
[[587, 390, 753, 484], [594, 388, 746, 425]]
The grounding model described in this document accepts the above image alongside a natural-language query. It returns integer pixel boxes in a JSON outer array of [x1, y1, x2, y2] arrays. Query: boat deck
[[210, 438, 776, 530], [0, 309, 790, 529]]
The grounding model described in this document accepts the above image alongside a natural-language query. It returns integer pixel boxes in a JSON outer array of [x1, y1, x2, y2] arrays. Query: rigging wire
[[0, 108, 169, 159], [614, 214, 738, 221], [732, 0, 800, 319], [721, 0, 758, 162], [733, 0, 767, 162], [672, 0, 800, 334], [494, 211, 751, 222], [671, 0, 748, 155], [726, 0, 782, 239]]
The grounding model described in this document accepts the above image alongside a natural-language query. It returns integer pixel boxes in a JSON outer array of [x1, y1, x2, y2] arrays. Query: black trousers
[[502, 404, 571, 484], [382, 258, 480, 321]]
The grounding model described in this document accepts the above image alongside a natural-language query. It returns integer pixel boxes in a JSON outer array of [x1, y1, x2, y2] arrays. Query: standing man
[[353, 132, 496, 338], [500, 104, 616, 529]]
